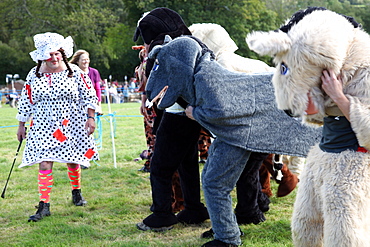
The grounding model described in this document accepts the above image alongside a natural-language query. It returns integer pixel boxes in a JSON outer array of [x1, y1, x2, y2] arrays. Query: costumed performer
[[246, 7, 370, 246], [17, 32, 99, 222]]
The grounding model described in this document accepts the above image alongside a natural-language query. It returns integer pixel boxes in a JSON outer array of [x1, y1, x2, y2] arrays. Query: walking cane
[[1, 135, 24, 199]]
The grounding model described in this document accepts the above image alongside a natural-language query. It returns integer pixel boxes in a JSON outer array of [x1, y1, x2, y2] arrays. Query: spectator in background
[[101, 80, 107, 104], [117, 84, 124, 103], [123, 82, 129, 103], [109, 84, 120, 103], [8, 89, 19, 108], [70, 49, 103, 169], [70, 49, 103, 114], [129, 78, 137, 93]]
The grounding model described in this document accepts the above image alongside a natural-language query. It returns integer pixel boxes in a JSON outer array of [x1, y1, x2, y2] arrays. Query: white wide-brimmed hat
[[29, 32, 74, 62]]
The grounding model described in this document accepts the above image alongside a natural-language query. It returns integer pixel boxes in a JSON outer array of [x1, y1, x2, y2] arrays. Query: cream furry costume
[[189, 23, 274, 73], [247, 7, 370, 247]]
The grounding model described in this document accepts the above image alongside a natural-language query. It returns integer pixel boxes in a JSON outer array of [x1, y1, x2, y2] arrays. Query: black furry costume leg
[[235, 152, 270, 225], [142, 112, 208, 228]]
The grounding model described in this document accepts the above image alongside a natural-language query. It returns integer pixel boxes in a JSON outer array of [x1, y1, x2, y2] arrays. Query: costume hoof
[[177, 207, 209, 224], [277, 172, 298, 197], [258, 192, 270, 212], [142, 213, 178, 228], [236, 210, 266, 225]]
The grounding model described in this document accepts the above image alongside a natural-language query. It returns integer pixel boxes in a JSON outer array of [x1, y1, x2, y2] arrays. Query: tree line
[[1, 0, 370, 84]]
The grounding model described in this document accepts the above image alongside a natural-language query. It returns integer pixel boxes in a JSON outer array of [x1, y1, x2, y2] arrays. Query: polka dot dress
[[16, 64, 99, 167]]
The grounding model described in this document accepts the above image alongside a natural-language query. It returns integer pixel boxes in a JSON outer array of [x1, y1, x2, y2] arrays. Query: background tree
[[1, 0, 370, 84], [131, 0, 279, 61]]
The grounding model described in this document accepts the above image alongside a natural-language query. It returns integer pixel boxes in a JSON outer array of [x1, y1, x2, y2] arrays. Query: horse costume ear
[[148, 35, 172, 59], [163, 34, 172, 44], [148, 45, 163, 59], [246, 30, 291, 56], [148, 36, 173, 60]]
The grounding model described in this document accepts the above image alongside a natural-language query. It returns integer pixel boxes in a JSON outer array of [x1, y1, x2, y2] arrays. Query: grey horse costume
[[146, 35, 321, 246], [147, 36, 320, 156]]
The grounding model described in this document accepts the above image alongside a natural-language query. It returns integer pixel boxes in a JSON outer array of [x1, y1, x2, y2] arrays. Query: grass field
[[0, 102, 296, 247]]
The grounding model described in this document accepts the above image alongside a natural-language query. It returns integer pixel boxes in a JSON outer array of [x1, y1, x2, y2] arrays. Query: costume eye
[[153, 59, 159, 71], [280, 62, 289, 75]]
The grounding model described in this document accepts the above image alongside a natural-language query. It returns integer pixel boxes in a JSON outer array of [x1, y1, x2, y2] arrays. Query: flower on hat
[[29, 32, 74, 62]]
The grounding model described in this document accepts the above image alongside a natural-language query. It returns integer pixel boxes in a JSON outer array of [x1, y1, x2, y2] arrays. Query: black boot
[[28, 201, 51, 222], [72, 189, 87, 206]]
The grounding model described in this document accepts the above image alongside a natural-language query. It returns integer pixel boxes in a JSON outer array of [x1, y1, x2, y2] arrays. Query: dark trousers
[[150, 112, 203, 215], [234, 152, 269, 217]]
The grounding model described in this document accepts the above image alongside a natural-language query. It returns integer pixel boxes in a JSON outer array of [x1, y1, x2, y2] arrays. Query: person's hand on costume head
[[321, 69, 350, 120], [321, 69, 345, 101], [185, 106, 195, 120]]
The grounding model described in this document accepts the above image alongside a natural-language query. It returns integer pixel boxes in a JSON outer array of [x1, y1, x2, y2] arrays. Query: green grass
[[0, 102, 295, 247]]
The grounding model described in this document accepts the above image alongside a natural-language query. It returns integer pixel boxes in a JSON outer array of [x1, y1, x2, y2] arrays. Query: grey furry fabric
[[147, 36, 321, 157]]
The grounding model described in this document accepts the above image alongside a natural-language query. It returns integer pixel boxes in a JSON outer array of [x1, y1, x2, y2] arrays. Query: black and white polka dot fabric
[[17, 64, 99, 167]]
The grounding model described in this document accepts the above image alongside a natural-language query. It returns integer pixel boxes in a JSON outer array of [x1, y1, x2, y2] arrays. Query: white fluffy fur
[[348, 95, 370, 150], [292, 145, 370, 247], [246, 8, 370, 246], [247, 10, 370, 125], [189, 23, 274, 73], [246, 30, 292, 56]]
